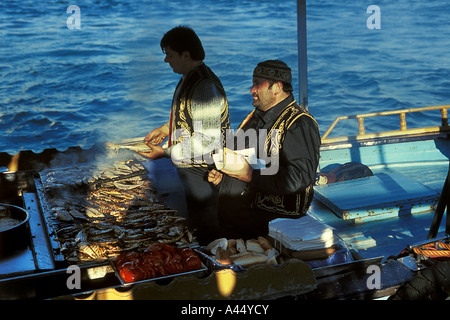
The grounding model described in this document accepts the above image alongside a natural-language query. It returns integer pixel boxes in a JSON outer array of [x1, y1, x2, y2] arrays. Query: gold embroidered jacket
[[236, 95, 321, 215], [166, 63, 230, 167]]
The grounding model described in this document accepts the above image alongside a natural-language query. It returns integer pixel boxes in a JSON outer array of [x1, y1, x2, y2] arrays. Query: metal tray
[[194, 248, 246, 272], [110, 257, 207, 287]]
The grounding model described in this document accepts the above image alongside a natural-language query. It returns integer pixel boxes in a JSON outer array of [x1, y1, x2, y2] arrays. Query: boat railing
[[321, 105, 450, 144]]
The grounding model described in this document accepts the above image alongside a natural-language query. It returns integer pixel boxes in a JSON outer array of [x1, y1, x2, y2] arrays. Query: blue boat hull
[[312, 132, 449, 260]]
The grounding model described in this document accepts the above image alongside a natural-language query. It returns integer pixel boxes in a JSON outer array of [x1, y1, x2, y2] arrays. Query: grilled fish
[[106, 141, 152, 153]]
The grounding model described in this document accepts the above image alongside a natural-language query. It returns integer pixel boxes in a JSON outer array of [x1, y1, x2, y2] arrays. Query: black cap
[[253, 60, 292, 84]]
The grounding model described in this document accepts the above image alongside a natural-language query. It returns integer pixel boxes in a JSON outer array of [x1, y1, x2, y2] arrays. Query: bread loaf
[[232, 253, 268, 267], [265, 248, 279, 260], [206, 238, 228, 255], [235, 239, 247, 253], [229, 252, 249, 260], [226, 246, 237, 255], [245, 239, 265, 254], [258, 236, 274, 250], [227, 239, 237, 248], [226, 239, 237, 255], [207, 237, 281, 267]]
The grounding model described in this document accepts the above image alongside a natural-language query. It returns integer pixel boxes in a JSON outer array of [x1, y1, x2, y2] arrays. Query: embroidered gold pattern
[[252, 101, 318, 215]]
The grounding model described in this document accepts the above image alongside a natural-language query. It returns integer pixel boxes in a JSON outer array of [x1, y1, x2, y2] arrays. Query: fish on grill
[[39, 158, 195, 263], [106, 140, 153, 154]]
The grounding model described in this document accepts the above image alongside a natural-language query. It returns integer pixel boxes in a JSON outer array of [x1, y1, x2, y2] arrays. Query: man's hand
[[144, 126, 169, 145], [208, 169, 223, 186], [212, 148, 253, 183], [137, 143, 165, 160], [221, 158, 253, 183]]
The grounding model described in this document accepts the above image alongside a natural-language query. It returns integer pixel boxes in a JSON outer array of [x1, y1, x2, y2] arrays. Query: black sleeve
[[250, 115, 320, 195]]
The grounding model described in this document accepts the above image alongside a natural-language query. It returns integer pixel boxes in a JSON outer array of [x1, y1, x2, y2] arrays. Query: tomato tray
[[110, 250, 208, 286]]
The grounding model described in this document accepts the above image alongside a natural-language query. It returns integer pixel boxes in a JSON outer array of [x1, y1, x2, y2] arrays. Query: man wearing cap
[[208, 60, 321, 239]]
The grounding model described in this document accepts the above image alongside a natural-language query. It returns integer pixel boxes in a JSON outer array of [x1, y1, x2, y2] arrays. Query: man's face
[[250, 77, 276, 110], [164, 46, 187, 74]]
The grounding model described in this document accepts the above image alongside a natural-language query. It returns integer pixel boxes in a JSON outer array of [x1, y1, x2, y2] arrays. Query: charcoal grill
[[0, 147, 195, 299]]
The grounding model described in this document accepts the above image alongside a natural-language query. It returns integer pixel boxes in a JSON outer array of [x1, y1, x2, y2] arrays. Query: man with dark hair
[[139, 26, 230, 244], [208, 60, 321, 239], [159, 25, 205, 61]]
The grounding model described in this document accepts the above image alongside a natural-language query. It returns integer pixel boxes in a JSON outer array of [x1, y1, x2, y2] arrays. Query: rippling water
[[1, 0, 450, 154]]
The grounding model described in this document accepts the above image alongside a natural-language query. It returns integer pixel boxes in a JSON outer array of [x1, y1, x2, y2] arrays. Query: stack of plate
[[268, 215, 336, 251]]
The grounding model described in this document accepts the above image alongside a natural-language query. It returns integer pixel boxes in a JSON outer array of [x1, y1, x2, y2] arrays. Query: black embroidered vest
[[170, 63, 230, 167], [238, 100, 319, 216]]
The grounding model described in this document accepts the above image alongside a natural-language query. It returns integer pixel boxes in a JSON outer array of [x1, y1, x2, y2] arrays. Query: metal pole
[[297, 0, 308, 111], [428, 159, 450, 239]]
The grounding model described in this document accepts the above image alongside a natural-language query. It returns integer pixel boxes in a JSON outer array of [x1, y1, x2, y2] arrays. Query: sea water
[[1, 0, 450, 154]]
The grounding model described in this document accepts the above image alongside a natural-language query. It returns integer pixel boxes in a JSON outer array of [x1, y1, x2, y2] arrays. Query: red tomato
[[120, 266, 143, 283], [184, 256, 202, 271], [124, 251, 140, 260], [161, 243, 177, 254], [144, 249, 164, 260], [172, 253, 182, 261], [161, 249, 173, 259], [164, 259, 179, 274], [179, 248, 196, 259], [115, 251, 138, 269], [116, 260, 133, 271], [137, 264, 156, 280]]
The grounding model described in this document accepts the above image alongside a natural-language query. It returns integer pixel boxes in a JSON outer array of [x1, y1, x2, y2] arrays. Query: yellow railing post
[[399, 113, 407, 131], [441, 108, 448, 127], [357, 117, 365, 135]]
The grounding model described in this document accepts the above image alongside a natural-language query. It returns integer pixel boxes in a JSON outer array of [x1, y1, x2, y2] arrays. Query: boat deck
[[311, 146, 449, 260]]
